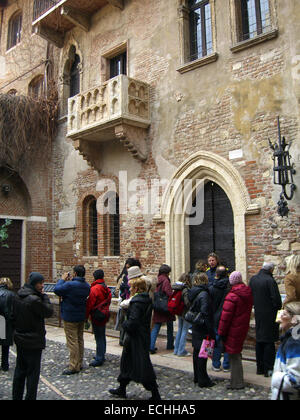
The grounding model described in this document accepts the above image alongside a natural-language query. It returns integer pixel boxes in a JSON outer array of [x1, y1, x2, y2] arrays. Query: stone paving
[[0, 339, 271, 401]]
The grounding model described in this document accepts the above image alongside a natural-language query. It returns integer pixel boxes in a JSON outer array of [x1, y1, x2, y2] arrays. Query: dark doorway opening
[[189, 181, 235, 273], [0, 219, 22, 290]]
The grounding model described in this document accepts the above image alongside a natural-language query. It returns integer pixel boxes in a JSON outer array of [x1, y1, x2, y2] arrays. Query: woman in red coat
[[218, 271, 253, 389], [150, 265, 175, 354], [86, 269, 112, 367]]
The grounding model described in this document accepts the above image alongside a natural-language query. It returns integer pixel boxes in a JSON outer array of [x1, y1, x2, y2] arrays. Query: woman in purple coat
[[150, 265, 175, 353]]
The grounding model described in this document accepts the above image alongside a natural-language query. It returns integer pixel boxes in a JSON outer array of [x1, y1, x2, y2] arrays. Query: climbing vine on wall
[[0, 219, 12, 248], [0, 80, 58, 172]]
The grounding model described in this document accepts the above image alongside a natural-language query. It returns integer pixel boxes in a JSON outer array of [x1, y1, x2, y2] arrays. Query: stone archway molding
[[157, 151, 260, 281]]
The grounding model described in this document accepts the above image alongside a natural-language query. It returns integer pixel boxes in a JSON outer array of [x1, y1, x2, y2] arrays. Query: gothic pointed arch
[[158, 151, 260, 281]]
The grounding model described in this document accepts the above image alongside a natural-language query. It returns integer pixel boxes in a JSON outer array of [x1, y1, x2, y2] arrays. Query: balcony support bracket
[[107, 0, 124, 10], [33, 23, 65, 48], [61, 6, 90, 32], [115, 123, 148, 162]]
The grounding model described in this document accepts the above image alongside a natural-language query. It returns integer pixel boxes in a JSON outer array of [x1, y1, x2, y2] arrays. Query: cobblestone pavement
[[0, 340, 271, 401]]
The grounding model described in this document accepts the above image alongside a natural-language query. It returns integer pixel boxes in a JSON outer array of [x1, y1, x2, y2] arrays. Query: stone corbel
[[34, 23, 65, 48], [107, 0, 124, 10], [73, 139, 102, 173], [114, 123, 148, 162], [61, 6, 90, 32]]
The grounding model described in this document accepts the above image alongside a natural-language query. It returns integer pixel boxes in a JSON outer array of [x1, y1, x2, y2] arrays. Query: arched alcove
[[159, 151, 260, 281]]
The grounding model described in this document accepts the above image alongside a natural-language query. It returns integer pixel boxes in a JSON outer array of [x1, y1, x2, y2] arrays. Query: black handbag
[[184, 298, 204, 326], [153, 284, 169, 314]]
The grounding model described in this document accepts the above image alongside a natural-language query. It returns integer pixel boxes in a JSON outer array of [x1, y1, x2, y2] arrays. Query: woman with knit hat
[[218, 271, 253, 389]]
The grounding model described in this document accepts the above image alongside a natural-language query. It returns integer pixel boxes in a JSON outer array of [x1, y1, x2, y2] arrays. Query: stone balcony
[[67, 75, 150, 168], [32, 0, 124, 48]]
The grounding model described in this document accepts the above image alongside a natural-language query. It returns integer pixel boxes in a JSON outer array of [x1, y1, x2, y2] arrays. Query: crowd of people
[[0, 253, 300, 400]]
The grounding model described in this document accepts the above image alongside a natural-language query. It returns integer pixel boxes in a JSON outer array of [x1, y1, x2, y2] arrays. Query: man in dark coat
[[0, 277, 15, 371], [12, 272, 53, 400], [109, 276, 160, 400], [54, 265, 90, 375], [249, 262, 282, 377]]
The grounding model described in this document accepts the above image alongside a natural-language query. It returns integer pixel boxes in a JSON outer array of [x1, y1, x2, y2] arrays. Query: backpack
[[167, 289, 184, 316], [92, 286, 111, 323]]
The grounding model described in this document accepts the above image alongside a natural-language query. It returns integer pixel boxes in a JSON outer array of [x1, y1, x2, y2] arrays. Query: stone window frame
[[102, 191, 121, 258], [7, 10, 22, 51], [177, 0, 218, 74], [28, 74, 45, 99], [230, 0, 278, 53], [82, 195, 98, 257], [59, 43, 83, 117], [100, 41, 128, 84]]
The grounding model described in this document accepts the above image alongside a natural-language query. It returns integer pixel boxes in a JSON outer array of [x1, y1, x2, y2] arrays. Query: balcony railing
[[33, 0, 59, 22], [67, 75, 150, 164], [67, 75, 150, 139]]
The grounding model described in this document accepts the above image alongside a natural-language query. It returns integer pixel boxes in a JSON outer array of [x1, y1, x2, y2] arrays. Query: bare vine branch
[[0, 80, 58, 172]]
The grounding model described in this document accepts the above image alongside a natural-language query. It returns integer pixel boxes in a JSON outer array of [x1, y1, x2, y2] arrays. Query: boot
[[109, 386, 127, 399], [149, 386, 161, 401]]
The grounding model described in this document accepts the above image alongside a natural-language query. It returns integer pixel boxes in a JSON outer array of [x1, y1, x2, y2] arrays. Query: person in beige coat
[[284, 255, 300, 306]]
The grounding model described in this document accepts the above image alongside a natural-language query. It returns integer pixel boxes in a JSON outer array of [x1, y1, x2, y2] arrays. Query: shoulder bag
[[153, 283, 169, 314]]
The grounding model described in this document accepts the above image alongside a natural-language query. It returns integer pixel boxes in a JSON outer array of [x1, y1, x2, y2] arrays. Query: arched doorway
[[159, 151, 260, 282], [189, 181, 235, 273], [0, 167, 31, 290]]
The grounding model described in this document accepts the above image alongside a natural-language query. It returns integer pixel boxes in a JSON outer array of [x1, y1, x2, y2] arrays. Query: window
[[61, 45, 81, 114], [110, 51, 127, 79], [177, 0, 217, 73], [189, 0, 213, 61], [103, 193, 120, 256], [83, 196, 98, 256], [70, 53, 81, 98], [7, 89, 17, 95], [231, 0, 277, 52], [7, 11, 22, 50], [238, 0, 271, 41], [28, 75, 45, 99], [101, 42, 128, 82], [89, 199, 98, 256]]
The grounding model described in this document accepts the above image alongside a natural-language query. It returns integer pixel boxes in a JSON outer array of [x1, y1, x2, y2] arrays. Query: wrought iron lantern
[[269, 117, 296, 217]]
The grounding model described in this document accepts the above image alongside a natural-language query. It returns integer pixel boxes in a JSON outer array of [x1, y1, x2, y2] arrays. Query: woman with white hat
[[109, 267, 160, 400], [271, 301, 300, 400]]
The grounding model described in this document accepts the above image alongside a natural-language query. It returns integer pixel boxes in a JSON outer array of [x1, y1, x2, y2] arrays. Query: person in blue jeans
[[173, 273, 192, 357], [150, 265, 175, 353], [85, 269, 112, 367], [209, 265, 231, 371]]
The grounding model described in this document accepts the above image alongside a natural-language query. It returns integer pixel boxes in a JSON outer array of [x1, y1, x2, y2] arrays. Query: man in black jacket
[[249, 262, 282, 377], [12, 272, 53, 400]]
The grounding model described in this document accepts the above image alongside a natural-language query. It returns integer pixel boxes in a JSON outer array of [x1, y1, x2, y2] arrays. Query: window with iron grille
[[83, 196, 98, 256], [7, 11, 22, 50], [104, 194, 120, 257], [189, 0, 213, 61], [89, 200, 98, 256], [237, 0, 271, 41]]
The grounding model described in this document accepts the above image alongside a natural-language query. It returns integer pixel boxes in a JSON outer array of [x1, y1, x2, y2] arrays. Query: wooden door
[[189, 181, 235, 272], [0, 219, 23, 290]]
